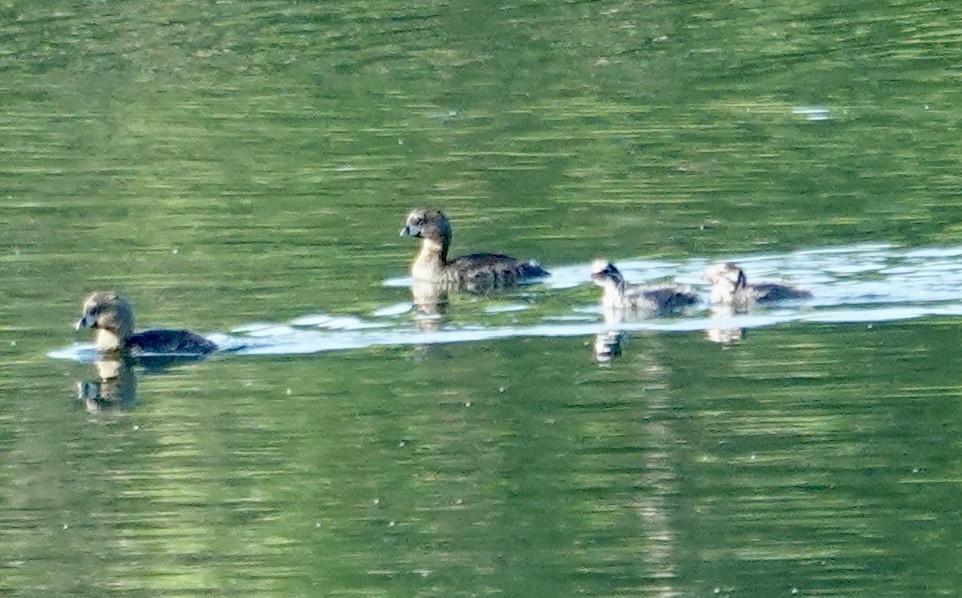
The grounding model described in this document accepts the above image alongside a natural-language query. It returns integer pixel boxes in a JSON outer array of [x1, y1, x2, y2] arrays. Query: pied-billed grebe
[[75, 291, 218, 355], [590, 259, 699, 315], [400, 208, 549, 290], [703, 262, 811, 308]]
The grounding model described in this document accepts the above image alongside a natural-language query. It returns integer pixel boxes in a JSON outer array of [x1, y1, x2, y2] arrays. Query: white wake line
[[220, 302, 962, 356], [49, 302, 962, 361]]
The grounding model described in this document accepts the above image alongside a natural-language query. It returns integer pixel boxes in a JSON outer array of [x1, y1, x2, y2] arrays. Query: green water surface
[[3, 1, 962, 595]]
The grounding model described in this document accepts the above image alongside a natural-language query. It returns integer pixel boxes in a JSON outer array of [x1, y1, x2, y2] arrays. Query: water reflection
[[8, 0, 962, 589], [408, 281, 451, 361], [410, 280, 450, 331], [47, 245, 962, 361], [593, 330, 627, 364], [76, 357, 137, 414], [703, 306, 745, 345], [626, 339, 680, 588], [75, 354, 214, 414]]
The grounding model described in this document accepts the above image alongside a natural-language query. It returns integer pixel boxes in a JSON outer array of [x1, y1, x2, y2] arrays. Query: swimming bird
[[75, 291, 218, 355], [703, 262, 811, 309], [590, 259, 699, 316], [400, 208, 549, 291]]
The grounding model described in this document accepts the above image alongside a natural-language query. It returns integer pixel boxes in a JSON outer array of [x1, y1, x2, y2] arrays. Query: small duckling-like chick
[[75, 291, 218, 355], [703, 262, 811, 308], [590, 259, 699, 315], [400, 208, 549, 291]]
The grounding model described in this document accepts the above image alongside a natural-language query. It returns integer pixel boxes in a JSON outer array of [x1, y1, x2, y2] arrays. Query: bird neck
[[95, 328, 125, 352], [412, 236, 450, 279]]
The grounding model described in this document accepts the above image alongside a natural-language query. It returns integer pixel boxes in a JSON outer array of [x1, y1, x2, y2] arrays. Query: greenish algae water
[[3, 0, 962, 595]]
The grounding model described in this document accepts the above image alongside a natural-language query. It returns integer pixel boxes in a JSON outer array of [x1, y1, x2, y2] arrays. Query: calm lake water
[[4, 0, 962, 595]]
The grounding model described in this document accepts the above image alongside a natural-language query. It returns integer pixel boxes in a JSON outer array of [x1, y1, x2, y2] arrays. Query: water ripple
[[49, 244, 962, 360]]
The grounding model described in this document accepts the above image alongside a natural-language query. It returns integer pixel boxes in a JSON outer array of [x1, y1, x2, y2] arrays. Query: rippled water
[[7, 0, 962, 595], [47, 243, 962, 360]]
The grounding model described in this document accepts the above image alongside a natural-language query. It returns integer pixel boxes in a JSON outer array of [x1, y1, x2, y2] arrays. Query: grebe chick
[[400, 208, 549, 291], [703, 262, 811, 309], [590, 259, 698, 315], [75, 291, 218, 355]]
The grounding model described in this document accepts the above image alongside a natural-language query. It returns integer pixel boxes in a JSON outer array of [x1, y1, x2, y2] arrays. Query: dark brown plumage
[[400, 208, 548, 291], [75, 291, 217, 355]]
